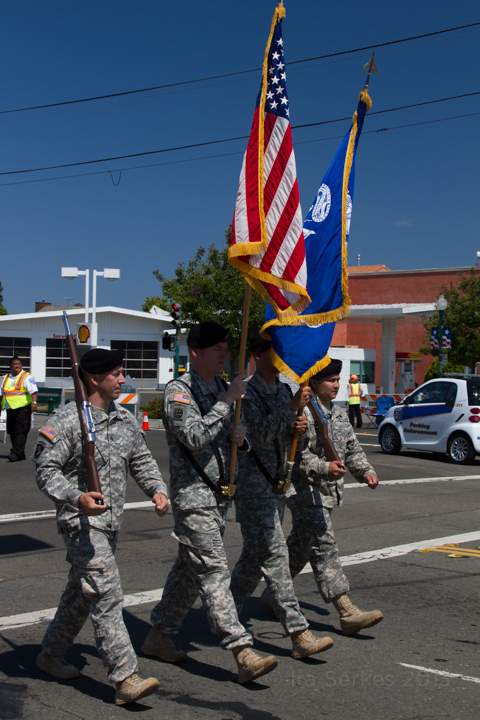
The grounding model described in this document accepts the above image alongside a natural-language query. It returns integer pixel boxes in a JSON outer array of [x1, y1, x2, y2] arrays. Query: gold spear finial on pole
[[363, 52, 378, 90]]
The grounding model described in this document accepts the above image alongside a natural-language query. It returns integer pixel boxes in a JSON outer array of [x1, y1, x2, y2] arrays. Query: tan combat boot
[[259, 588, 275, 615], [290, 629, 334, 659], [232, 646, 278, 684], [114, 673, 160, 705], [141, 627, 189, 662], [332, 593, 383, 636], [36, 649, 79, 680]]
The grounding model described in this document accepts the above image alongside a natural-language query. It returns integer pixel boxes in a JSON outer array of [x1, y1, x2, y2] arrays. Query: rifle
[[307, 397, 345, 468], [63, 312, 104, 505]]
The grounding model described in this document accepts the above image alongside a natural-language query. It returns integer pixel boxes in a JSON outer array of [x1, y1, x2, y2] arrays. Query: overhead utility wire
[[1, 21, 478, 116], [0, 111, 477, 188], [0, 90, 477, 178]]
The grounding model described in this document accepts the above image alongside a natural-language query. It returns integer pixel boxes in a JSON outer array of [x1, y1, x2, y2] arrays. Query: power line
[[0, 90, 477, 178], [1, 21, 478, 116], [0, 111, 477, 188]]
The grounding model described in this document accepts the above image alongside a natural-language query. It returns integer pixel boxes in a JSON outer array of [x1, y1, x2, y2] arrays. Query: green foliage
[[0, 280, 7, 315], [419, 266, 480, 370], [143, 397, 164, 419], [423, 358, 464, 383], [149, 226, 266, 362], [142, 295, 170, 313]]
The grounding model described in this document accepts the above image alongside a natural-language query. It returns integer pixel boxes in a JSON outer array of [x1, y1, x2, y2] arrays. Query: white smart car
[[378, 375, 480, 464]]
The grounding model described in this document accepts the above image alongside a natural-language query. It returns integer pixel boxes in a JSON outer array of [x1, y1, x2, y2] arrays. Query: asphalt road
[[0, 419, 479, 720]]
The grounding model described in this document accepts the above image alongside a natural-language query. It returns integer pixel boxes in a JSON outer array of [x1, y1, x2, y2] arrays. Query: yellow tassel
[[229, 257, 312, 303], [359, 90, 372, 112], [268, 347, 332, 385]]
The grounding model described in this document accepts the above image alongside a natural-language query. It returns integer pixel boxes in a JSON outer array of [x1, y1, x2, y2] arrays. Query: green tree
[[423, 358, 464, 383], [147, 227, 266, 377], [419, 266, 480, 370], [0, 280, 7, 315], [142, 295, 170, 313]]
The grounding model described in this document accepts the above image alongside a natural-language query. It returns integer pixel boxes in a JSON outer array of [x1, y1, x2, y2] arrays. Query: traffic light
[[162, 333, 175, 351], [171, 302, 181, 328]]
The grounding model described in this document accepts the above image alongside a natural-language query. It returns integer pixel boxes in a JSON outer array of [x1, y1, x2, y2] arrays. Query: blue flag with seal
[[261, 90, 372, 384]]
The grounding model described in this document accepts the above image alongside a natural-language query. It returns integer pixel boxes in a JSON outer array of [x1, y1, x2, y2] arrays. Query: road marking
[[2, 531, 480, 632], [344, 474, 480, 489], [359, 442, 380, 447], [0, 500, 165, 525], [399, 663, 480, 684], [415, 543, 480, 558], [297, 531, 480, 572], [1, 475, 478, 524]]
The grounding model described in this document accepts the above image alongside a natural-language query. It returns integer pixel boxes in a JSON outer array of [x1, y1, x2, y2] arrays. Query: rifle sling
[[172, 378, 229, 497]]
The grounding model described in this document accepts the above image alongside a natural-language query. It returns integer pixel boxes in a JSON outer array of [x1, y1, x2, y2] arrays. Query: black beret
[[248, 332, 271, 354], [310, 358, 343, 382], [80, 348, 124, 374], [187, 322, 229, 349]]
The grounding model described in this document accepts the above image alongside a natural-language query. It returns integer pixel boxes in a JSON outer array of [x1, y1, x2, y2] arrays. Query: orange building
[[332, 266, 472, 390]]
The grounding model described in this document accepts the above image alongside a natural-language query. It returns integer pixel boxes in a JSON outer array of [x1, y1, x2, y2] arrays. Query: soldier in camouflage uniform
[[33, 348, 169, 706], [142, 322, 278, 684], [230, 333, 333, 658], [261, 358, 384, 636]]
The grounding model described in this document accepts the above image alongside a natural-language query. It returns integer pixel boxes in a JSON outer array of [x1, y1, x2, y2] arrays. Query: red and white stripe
[[231, 108, 308, 315]]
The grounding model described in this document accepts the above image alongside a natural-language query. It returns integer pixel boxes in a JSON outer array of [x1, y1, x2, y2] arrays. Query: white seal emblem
[[311, 184, 331, 223], [346, 193, 353, 236]]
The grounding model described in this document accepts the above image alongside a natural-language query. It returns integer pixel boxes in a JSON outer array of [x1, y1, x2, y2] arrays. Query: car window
[[467, 381, 480, 406], [410, 382, 450, 404], [444, 383, 457, 404]]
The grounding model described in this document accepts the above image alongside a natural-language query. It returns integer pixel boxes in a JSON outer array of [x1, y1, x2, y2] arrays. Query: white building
[[0, 306, 188, 389]]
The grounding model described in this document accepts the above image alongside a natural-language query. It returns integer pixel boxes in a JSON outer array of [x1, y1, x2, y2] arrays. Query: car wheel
[[380, 425, 401, 455], [447, 432, 475, 464]]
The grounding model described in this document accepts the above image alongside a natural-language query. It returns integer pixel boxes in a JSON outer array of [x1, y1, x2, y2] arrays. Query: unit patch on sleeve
[[173, 392, 191, 404], [40, 425, 58, 441]]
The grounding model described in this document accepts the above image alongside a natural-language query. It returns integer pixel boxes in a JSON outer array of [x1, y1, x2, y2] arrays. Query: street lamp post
[[61, 268, 90, 323], [436, 293, 448, 378], [61, 267, 121, 347]]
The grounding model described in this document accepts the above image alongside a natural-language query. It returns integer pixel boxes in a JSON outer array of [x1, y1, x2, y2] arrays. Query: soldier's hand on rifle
[[230, 424, 247, 446], [289, 386, 313, 411], [223, 374, 248, 405], [293, 416, 308, 435], [79, 492, 107, 515], [327, 460, 346, 481], [364, 473, 379, 489], [153, 492, 169, 517]]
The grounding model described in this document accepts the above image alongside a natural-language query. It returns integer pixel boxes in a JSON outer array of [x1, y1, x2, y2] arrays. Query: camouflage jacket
[[236, 371, 297, 499], [290, 401, 375, 509], [33, 401, 167, 532], [163, 370, 248, 512]]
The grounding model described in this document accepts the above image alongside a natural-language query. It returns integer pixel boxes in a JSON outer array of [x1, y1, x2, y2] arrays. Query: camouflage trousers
[[151, 506, 252, 651], [230, 497, 308, 635], [286, 505, 349, 602], [41, 527, 137, 683]]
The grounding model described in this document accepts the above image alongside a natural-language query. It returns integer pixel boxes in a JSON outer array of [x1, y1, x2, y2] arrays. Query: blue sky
[[1, 0, 479, 314]]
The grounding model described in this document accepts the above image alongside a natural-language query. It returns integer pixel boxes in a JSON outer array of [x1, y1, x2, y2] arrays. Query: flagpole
[[284, 381, 307, 489], [227, 282, 252, 491]]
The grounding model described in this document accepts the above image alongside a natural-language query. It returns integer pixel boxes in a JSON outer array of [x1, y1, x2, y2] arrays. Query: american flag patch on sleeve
[[40, 425, 58, 441], [173, 392, 191, 405]]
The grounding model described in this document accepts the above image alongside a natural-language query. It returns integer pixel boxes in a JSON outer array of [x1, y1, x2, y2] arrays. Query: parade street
[[0, 420, 478, 720]]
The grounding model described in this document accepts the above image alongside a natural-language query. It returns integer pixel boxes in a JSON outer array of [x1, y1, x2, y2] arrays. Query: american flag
[[228, 4, 310, 319], [442, 326, 452, 349], [430, 327, 439, 349]]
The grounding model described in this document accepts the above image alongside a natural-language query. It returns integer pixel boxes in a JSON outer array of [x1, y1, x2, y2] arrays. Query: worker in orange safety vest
[[1, 356, 38, 461], [346, 374, 362, 429]]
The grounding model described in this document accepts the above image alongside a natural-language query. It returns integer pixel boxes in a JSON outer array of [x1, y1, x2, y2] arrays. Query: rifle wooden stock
[[307, 400, 342, 464], [63, 313, 103, 502]]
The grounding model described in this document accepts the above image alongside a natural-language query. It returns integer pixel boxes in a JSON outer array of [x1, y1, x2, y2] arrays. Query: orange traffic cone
[[142, 412, 150, 431]]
